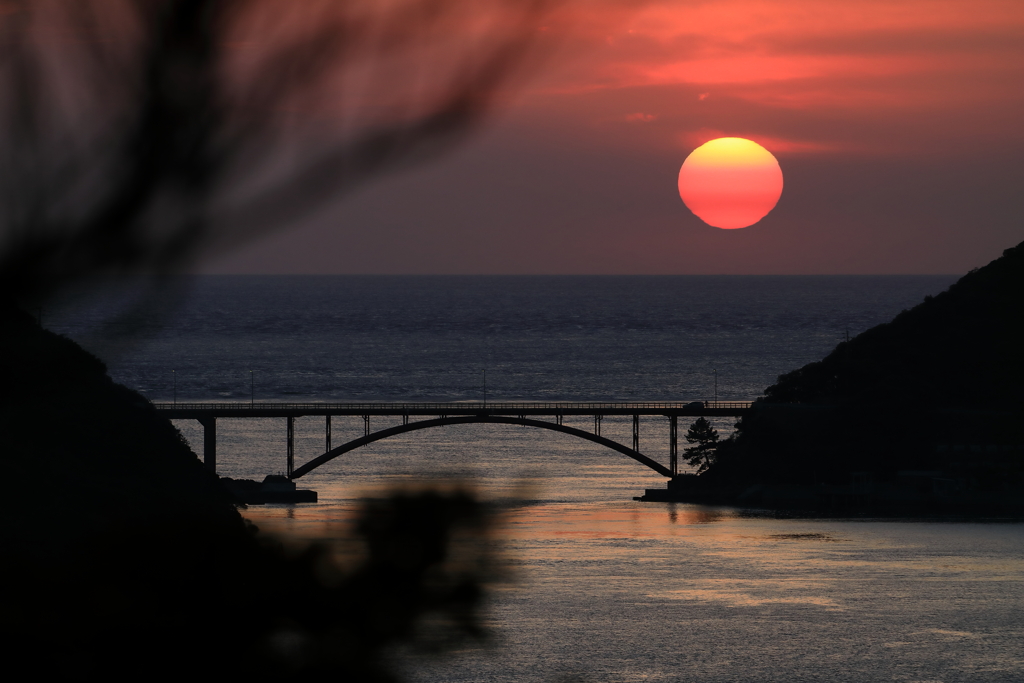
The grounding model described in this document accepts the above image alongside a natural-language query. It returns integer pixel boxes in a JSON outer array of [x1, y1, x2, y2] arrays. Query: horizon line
[[184, 271, 961, 277]]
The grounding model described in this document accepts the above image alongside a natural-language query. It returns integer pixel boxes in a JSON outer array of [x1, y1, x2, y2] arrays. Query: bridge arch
[[289, 415, 672, 478]]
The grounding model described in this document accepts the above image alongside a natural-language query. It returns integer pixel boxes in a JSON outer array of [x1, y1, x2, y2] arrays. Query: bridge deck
[[154, 400, 753, 418]]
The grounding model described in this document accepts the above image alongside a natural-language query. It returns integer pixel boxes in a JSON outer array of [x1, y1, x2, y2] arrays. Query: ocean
[[47, 275, 1024, 682]]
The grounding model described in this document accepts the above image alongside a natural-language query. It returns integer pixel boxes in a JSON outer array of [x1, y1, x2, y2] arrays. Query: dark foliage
[[0, 302, 498, 679], [0, 2, 557, 676], [683, 417, 719, 474], [763, 241, 1024, 409], [0, 0, 551, 308], [0, 299, 241, 550], [706, 241, 1024, 487]]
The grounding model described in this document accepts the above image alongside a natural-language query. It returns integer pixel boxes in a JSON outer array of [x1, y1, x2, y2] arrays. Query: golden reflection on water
[[239, 490, 1024, 681], [659, 586, 843, 610]]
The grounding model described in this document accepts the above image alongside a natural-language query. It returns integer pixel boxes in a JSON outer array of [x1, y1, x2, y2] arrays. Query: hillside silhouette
[[0, 300, 497, 679], [693, 240, 1024, 510]]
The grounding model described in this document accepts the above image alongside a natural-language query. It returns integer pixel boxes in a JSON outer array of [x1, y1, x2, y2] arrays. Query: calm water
[[49, 275, 1024, 682]]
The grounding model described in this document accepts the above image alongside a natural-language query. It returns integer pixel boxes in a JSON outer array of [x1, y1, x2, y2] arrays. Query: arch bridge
[[154, 401, 753, 479]]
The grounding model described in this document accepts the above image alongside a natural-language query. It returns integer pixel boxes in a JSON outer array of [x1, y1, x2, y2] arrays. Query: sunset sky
[[210, 0, 1024, 275]]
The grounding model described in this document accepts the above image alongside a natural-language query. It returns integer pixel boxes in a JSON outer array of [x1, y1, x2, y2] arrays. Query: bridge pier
[[363, 415, 370, 436], [594, 414, 602, 436], [326, 415, 332, 451], [197, 417, 216, 473], [633, 414, 639, 452], [287, 416, 294, 477], [669, 415, 678, 476]]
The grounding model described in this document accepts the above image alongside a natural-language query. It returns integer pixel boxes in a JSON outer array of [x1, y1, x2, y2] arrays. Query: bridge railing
[[152, 400, 754, 412]]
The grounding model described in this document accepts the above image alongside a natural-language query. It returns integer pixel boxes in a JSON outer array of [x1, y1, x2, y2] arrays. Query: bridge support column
[[197, 417, 216, 473], [633, 415, 639, 452], [287, 416, 294, 478], [669, 415, 678, 476], [363, 415, 370, 436], [326, 415, 331, 452], [594, 414, 602, 436], [403, 414, 409, 426]]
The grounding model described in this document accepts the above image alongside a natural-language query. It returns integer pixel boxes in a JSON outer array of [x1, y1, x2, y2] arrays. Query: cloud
[[507, 0, 1024, 158], [524, 1, 1024, 103], [678, 129, 838, 155]]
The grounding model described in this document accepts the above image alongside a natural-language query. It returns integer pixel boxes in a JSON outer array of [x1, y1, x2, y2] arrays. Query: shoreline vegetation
[[641, 240, 1024, 516]]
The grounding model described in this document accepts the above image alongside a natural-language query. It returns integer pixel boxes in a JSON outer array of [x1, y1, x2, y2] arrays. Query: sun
[[677, 138, 783, 230]]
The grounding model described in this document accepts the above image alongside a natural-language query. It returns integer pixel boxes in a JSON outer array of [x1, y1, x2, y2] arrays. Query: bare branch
[[0, 0, 556, 305]]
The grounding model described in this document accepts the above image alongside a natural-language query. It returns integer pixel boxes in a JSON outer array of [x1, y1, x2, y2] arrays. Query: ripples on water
[[48, 275, 1024, 682], [49, 274, 957, 403]]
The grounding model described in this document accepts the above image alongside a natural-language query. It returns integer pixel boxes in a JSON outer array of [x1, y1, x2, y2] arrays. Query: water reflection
[[239, 485, 1024, 682]]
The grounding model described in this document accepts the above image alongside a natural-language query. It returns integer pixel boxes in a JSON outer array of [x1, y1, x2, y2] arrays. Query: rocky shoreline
[[637, 470, 1024, 517]]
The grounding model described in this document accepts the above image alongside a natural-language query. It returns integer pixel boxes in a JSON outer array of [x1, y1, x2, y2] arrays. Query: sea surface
[[49, 275, 1024, 682]]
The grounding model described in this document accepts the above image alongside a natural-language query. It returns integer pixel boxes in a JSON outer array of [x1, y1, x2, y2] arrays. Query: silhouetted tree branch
[[0, 287, 505, 679], [684, 416, 719, 474], [0, 0, 552, 305]]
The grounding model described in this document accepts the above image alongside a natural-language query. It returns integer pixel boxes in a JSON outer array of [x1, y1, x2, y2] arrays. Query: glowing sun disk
[[678, 138, 783, 229]]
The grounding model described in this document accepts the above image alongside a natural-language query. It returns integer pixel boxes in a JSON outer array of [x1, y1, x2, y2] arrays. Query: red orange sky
[[210, 0, 1024, 275]]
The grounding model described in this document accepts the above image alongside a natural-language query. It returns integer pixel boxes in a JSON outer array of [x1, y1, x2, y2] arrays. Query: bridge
[[153, 401, 754, 479]]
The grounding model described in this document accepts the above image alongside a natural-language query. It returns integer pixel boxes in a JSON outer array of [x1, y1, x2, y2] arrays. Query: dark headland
[[642, 240, 1024, 515], [0, 301, 495, 678]]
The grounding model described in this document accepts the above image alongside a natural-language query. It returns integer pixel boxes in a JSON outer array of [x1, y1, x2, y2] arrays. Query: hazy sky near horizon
[[208, 0, 1024, 276]]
